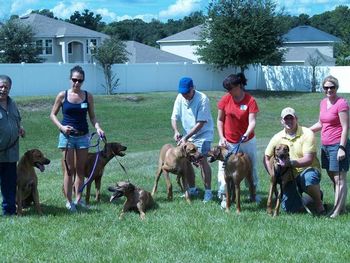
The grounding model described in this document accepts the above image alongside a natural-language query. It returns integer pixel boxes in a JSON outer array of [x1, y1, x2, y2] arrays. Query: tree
[[94, 36, 129, 94], [31, 9, 55, 18], [307, 54, 322, 92], [68, 9, 105, 31], [0, 19, 43, 63], [196, 0, 284, 72]]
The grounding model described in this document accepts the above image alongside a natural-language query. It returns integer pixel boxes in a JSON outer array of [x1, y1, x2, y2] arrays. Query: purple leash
[[79, 133, 105, 193]]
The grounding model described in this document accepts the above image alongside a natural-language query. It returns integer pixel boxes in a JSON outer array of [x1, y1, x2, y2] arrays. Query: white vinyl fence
[[0, 63, 349, 96]]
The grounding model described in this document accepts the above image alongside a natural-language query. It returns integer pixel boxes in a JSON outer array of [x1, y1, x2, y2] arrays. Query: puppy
[[16, 149, 50, 216], [207, 146, 255, 213], [151, 142, 201, 203], [267, 144, 294, 216], [84, 142, 127, 204], [108, 181, 154, 220]]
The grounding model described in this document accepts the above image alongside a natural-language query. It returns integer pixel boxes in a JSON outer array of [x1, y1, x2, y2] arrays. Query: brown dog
[[84, 142, 127, 204], [16, 149, 50, 216], [151, 142, 201, 203], [267, 144, 294, 217], [207, 146, 255, 213], [108, 181, 155, 220]]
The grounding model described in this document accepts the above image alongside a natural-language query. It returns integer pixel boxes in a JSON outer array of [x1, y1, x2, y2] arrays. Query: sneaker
[[220, 196, 227, 209], [188, 187, 199, 197], [65, 201, 77, 212], [203, 189, 213, 203], [181, 187, 199, 198], [74, 200, 89, 209]]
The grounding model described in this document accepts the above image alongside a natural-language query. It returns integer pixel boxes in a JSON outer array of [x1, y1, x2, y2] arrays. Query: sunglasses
[[323, 85, 336, 90], [71, 78, 84, 83]]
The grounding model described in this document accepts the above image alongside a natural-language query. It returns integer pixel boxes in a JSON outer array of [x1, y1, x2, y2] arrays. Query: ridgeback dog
[[108, 181, 155, 220], [267, 144, 294, 217], [151, 142, 201, 203], [207, 145, 255, 213], [84, 142, 127, 204], [16, 149, 50, 216]]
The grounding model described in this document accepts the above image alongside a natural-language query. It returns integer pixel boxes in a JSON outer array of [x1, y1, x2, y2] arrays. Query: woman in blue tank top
[[50, 65, 105, 212]]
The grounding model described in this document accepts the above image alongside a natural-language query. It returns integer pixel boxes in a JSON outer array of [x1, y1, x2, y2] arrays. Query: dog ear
[[128, 183, 135, 191]]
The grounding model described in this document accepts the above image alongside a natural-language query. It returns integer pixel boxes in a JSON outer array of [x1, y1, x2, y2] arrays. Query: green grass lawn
[[1, 91, 349, 262]]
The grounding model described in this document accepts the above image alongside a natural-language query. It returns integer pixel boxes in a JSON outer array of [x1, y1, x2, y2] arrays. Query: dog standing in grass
[[16, 149, 50, 216], [151, 142, 201, 203], [207, 145, 255, 213], [266, 144, 294, 217], [109, 181, 154, 220], [84, 142, 127, 204]]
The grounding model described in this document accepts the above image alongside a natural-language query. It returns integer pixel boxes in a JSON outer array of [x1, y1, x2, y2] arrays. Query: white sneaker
[[220, 196, 227, 209], [65, 201, 77, 212]]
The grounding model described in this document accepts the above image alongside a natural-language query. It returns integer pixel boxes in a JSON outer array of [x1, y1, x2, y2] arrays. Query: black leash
[[104, 135, 128, 176]]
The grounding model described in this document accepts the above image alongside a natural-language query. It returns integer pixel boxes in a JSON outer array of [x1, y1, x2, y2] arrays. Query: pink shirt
[[319, 97, 349, 145]]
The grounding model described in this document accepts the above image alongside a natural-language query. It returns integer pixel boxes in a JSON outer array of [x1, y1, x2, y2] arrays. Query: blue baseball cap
[[178, 77, 193, 94]]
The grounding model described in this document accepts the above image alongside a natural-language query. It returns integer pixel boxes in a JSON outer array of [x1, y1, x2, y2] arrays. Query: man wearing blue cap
[[171, 77, 214, 202]]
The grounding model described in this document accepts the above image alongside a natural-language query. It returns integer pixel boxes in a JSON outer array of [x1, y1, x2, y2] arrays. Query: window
[[45, 40, 52, 55], [36, 40, 43, 55], [36, 39, 53, 55], [68, 43, 72, 54]]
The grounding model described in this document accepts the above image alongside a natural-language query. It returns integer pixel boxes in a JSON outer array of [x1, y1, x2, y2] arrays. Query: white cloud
[[10, 0, 38, 13], [159, 0, 201, 19], [95, 8, 117, 22], [51, 1, 87, 19]]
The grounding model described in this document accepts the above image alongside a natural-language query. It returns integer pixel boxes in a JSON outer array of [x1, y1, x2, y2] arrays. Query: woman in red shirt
[[217, 73, 260, 209]]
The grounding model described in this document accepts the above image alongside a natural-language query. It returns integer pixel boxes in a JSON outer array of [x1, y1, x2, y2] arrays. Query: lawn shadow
[[19, 203, 102, 217]]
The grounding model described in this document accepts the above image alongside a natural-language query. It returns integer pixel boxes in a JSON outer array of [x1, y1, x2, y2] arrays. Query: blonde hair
[[322, 75, 339, 89]]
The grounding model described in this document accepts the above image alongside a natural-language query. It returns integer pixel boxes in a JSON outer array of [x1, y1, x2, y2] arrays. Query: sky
[[0, 0, 349, 23]]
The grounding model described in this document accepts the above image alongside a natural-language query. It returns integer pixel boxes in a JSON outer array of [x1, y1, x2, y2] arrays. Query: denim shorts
[[321, 142, 350, 172], [281, 168, 321, 213], [193, 140, 211, 156], [58, 132, 89, 149]]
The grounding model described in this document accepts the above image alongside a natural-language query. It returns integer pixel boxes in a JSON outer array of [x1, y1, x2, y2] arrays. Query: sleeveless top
[[61, 90, 89, 134]]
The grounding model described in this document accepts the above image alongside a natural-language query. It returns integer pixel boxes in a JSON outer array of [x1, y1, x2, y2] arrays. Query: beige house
[[19, 13, 109, 63], [157, 25, 341, 66]]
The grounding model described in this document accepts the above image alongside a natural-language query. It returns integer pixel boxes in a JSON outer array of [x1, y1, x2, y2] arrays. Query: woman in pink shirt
[[310, 75, 349, 218]]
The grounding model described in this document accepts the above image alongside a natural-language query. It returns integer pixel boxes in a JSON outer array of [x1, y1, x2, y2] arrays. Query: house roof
[[125, 41, 195, 63], [157, 24, 341, 45], [19, 13, 109, 39], [283, 25, 341, 43], [157, 25, 203, 43], [283, 47, 335, 64]]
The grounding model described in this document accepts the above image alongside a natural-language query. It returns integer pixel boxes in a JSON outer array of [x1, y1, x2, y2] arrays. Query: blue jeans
[[0, 162, 17, 215], [58, 132, 90, 149], [282, 168, 321, 213]]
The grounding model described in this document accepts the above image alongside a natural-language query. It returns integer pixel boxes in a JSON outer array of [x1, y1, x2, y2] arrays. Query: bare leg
[[329, 171, 348, 218], [200, 158, 211, 189], [62, 149, 75, 203]]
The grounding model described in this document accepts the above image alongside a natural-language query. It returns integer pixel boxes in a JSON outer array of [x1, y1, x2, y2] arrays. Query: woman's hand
[[96, 128, 105, 138], [337, 147, 346, 161]]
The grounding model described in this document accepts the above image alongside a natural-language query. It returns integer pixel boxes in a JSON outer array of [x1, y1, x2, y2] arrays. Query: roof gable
[[19, 13, 109, 39], [283, 25, 341, 43], [157, 25, 203, 43], [125, 41, 194, 63]]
